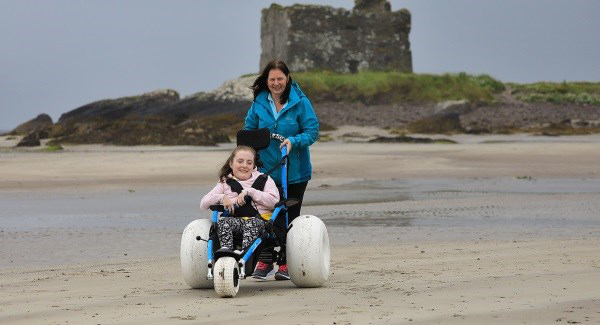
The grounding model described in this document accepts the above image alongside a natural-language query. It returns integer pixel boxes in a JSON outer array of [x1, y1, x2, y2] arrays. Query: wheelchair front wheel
[[213, 257, 240, 298]]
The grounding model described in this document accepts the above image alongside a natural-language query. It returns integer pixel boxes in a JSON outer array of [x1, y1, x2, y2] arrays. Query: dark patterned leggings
[[217, 217, 267, 250]]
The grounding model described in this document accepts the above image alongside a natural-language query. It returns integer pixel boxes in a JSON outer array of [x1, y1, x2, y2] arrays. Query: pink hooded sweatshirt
[[200, 170, 280, 220]]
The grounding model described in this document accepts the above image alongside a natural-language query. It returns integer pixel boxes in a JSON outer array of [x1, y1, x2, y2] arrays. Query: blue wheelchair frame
[[206, 135, 290, 280]]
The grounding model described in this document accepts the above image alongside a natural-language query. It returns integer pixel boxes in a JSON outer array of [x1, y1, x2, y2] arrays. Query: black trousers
[[258, 181, 308, 264], [278, 181, 308, 225]]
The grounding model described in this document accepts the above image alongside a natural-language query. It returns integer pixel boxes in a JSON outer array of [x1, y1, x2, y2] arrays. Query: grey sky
[[1, 0, 598, 131]]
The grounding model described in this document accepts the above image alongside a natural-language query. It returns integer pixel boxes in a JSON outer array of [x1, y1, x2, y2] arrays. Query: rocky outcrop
[[16, 129, 49, 147], [313, 99, 600, 135], [58, 89, 180, 124], [407, 112, 464, 134], [50, 115, 232, 146], [167, 76, 254, 118], [260, 0, 412, 73], [48, 78, 256, 146], [58, 77, 255, 124], [433, 100, 471, 115], [11, 73, 600, 146], [9, 114, 53, 135], [206, 76, 254, 102]]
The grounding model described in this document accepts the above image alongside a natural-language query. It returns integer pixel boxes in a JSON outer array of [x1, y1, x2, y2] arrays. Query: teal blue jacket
[[244, 82, 319, 186]]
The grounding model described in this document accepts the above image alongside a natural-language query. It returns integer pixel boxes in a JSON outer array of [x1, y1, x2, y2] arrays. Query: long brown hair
[[218, 145, 257, 182], [251, 58, 293, 105]]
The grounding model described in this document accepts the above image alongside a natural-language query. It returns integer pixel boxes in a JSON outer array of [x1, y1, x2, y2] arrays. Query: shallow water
[[1, 177, 600, 269]]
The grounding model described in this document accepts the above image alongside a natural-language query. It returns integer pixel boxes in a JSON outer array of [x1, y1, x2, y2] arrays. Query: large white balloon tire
[[213, 257, 240, 298], [287, 215, 330, 288], [180, 219, 213, 289]]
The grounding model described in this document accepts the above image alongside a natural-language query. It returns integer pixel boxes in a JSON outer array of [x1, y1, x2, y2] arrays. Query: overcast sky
[[1, 0, 599, 131]]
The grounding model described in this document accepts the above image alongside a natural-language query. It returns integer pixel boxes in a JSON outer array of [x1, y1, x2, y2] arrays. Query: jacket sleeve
[[289, 97, 319, 149], [200, 182, 225, 210], [244, 101, 259, 130], [246, 176, 280, 209]]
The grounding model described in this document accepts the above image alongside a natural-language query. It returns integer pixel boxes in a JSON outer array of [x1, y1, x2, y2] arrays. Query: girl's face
[[229, 149, 255, 180], [267, 68, 288, 97]]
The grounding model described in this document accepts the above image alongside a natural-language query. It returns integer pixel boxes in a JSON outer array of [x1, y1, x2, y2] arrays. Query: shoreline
[[2, 133, 600, 192], [1, 133, 600, 323]]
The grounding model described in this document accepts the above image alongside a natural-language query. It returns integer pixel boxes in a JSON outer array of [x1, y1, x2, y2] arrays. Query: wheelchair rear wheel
[[180, 219, 213, 289], [287, 215, 330, 287]]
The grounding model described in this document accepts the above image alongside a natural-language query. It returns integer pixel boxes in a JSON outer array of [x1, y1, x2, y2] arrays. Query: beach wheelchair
[[180, 128, 330, 297]]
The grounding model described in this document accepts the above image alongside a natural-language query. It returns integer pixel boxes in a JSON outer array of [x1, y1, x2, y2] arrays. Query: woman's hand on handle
[[279, 138, 292, 154]]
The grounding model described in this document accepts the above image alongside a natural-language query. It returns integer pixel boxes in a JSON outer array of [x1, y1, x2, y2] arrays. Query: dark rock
[[369, 135, 433, 143], [58, 89, 180, 123], [16, 131, 42, 147], [369, 135, 456, 143], [407, 112, 464, 134], [46, 139, 62, 147], [319, 122, 337, 131], [10, 114, 53, 135], [51, 113, 235, 146]]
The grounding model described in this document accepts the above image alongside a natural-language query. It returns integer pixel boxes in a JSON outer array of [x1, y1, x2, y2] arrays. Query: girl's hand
[[279, 138, 292, 154], [236, 190, 248, 206], [222, 196, 236, 214]]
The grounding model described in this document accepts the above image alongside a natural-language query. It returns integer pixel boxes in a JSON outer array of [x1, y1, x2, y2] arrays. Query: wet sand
[[1, 134, 600, 324]]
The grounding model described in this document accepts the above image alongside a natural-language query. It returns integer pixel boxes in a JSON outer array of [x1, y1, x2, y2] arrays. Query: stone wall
[[260, 0, 412, 73]]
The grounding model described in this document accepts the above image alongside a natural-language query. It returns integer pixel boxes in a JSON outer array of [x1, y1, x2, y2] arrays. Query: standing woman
[[244, 58, 319, 280]]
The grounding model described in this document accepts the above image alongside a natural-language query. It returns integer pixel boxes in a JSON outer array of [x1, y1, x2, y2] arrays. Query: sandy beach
[[1, 132, 600, 324]]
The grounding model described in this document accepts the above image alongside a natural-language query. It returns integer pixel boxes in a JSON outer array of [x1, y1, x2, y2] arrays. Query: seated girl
[[200, 145, 279, 252]]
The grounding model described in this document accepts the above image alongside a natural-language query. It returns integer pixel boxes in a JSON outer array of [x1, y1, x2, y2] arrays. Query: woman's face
[[267, 68, 288, 97], [229, 149, 255, 180]]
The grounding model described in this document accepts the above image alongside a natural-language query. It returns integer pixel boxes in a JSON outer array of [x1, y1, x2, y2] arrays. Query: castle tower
[[259, 0, 412, 73]]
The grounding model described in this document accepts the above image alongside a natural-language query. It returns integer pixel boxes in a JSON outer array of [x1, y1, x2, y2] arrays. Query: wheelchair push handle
[[270, 133, 288, 156]]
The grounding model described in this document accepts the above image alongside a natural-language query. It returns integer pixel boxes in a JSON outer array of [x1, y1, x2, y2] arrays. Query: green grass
[[45, 144, 63, 152], [509, 81, 600, 105], [294, 71, 505, 104], [244, 71, 599, 105]]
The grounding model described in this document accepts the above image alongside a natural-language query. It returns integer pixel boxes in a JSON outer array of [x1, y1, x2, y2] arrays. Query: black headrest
[[236, 128, 270, 150]]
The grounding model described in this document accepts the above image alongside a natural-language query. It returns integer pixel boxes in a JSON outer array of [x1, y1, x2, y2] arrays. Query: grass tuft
[[45, 144, 63, 152], [294, 71, 505, 104], [509, 81, 600, 105]]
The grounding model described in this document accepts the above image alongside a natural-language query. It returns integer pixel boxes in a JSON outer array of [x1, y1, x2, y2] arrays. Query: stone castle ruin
[[260, 0, 412, 73]]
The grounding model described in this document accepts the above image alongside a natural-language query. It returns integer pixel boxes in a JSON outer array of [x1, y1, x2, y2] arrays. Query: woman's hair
[[218, 145, 257, 182], [251, 58, 293, 105]]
